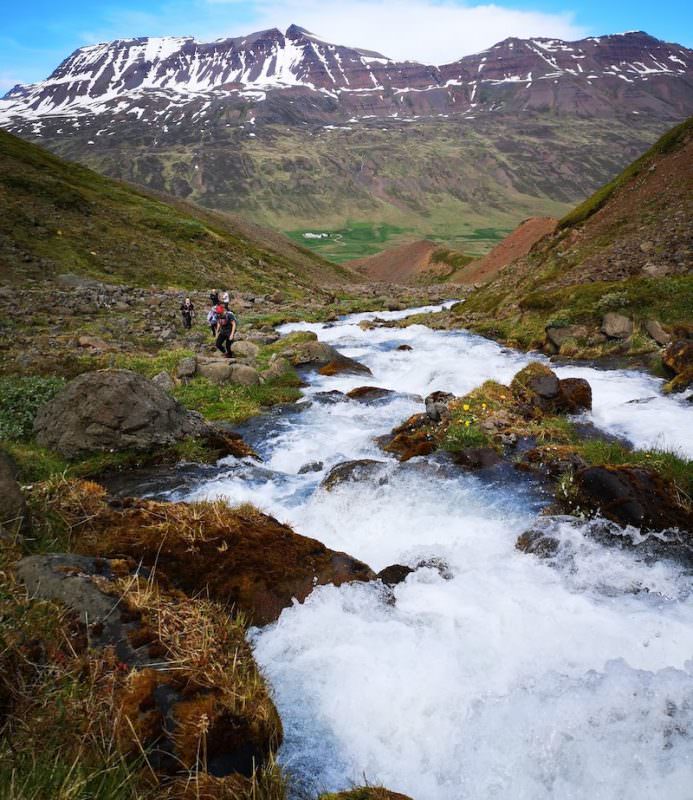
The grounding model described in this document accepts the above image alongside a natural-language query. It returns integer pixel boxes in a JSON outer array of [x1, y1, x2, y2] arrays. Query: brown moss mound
[[46, 480, 374, 625], [319, 789, 413, 800], [382, 414, 437, 461]]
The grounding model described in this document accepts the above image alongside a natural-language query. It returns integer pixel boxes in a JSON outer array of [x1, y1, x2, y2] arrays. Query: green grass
[[0, 128, 351, 292], [559, 116, 693, 229], [577, 440, 693, 497], [0, 377, 66, 440], [172, 374, 302, 424]]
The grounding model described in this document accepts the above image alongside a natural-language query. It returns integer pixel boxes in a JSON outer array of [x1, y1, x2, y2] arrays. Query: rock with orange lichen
[[16, 550, 282, 779], [51, 480, 375, 626], [380, 413, 437, 462]]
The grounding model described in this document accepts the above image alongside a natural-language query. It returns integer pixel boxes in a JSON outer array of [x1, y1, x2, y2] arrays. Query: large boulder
[[229, 363, 261, 386], [34, 369, 207, 458], [572, 466, 692, 533], [17, 553, 282, 778], [381, 413, 437, 462], [555, 377, 592, 413], [232, 340, 260, 360], [347, 386, 395, 403], [425, 391, 455, 423], [291, 340, 372, 376], [0, 451, 30, 534], [601, 312, 633, 340]]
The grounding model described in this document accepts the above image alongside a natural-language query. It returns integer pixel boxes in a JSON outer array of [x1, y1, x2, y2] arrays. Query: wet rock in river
[[662, 339, 693, 392], [425, 390, 455, 423], [572, 466, 693, 534], [515, 529, 560, 558], [298, 460, 324, 474], [381, 413, 437, 462], [555, 377, 592, 413], [347, 386, 395, 402], [377, 564, 415, 586], [451, 446, 502, 470], [321, 459, 388, 491]]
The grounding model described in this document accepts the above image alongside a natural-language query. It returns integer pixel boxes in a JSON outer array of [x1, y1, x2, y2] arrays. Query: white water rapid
[[178, 304, 693, 799]]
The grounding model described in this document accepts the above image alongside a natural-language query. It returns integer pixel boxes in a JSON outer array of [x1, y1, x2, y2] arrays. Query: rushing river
[[177, 304, 693, 799]]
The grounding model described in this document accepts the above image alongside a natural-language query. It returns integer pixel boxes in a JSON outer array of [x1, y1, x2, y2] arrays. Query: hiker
[[222, 290, 230, 309], [210, 288, 220, 306], [207, 306, 218, 337], [180, 297, 195, 330], [214, 303, 236, 357]]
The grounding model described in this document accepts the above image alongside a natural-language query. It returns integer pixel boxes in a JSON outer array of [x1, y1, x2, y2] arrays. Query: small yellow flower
[[482, 403, 487, 409], [465, 420, 471, 427], [463, 404, 470, 411]]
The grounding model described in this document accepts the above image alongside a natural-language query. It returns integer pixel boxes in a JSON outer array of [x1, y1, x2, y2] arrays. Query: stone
[[451, 446, 501, 470], [396, 344, 413, 351], [232, 340, 260, 360], [34, 369, 207, 458], [515, 529, 560, 558], [556, 378, 592, 413], [78, 335, 112, 351], [545, 325, 580, 350], [601, 312, 633, 340], [320, 790, 413, 800], [262, 357, 292, 381], [425, 391, 455, 423], [644, 319, 671, 346], [382, 413, 436, 462], [175, 355, 197, 379], [197, 359, 233, 384], [377, 564, 414, 586], [662, 340, 693, 376], [298, 461, 324, 474], [641, 262, 673, 278], [151, 371, 175, 392], [229, 364, 260, 386], [346, 386, 395, 403], [0, 451, 30, 535], [292, 340, 372, 376], [321, 459, 388, 491], [573, 466, 693, 533]]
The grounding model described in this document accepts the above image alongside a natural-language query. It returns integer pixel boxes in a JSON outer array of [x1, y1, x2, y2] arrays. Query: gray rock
[[425, 391, 455, 423], [232, 340, 260, 360], [644, 319, 671, 346], [601, 312, 633, 340], [34, 369, 207, 457], [321, 459, 388, 491], [291, 340, 372, 375], [152, 371, 175, 392], [176, 356, 197, 379], [545, 325, 581, 349], [229, 364, 260, 386], [197, 359, 233, 384], [263, 357, 292, 381]]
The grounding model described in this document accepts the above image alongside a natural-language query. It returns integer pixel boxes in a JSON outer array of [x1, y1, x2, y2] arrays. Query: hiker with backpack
[[221, 290, 230, 309], [180, 297, 195, 330], [214, 304, 237, 357], [207, 307, 217, 337]]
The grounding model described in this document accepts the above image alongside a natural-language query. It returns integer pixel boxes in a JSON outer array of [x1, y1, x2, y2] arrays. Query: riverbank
[[1, 300, 691, 799]]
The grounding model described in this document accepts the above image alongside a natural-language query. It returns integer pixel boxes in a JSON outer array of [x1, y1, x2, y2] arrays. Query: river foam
[[180, 303, 693, 799]]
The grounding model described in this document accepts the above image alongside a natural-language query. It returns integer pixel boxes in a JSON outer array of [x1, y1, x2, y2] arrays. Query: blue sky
[[2, 0, 692, 92]]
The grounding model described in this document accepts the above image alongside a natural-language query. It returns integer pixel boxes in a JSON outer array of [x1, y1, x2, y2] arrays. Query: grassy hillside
[[449, 116, 693, 351], [45, 115, 671, 262], [0, 129, 356, 294]]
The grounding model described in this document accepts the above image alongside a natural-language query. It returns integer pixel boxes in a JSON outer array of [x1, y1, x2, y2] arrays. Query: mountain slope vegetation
[[0, 129, 356, 292], [449, 116, 693, 349]]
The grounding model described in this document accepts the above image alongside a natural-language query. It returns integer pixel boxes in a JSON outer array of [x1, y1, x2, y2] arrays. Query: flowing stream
[[176, 304, 693, 799]]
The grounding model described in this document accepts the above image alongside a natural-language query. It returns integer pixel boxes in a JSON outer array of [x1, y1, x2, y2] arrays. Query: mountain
[[2, 28, 692, 259], [2, 28, 691, 123], [0, 128, 356, 290], [450, 116, 693, 351], [349, 240, 473, 283]]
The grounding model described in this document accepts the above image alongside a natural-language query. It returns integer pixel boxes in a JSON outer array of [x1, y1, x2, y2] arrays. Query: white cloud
[[210, 0, 587, 63]]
